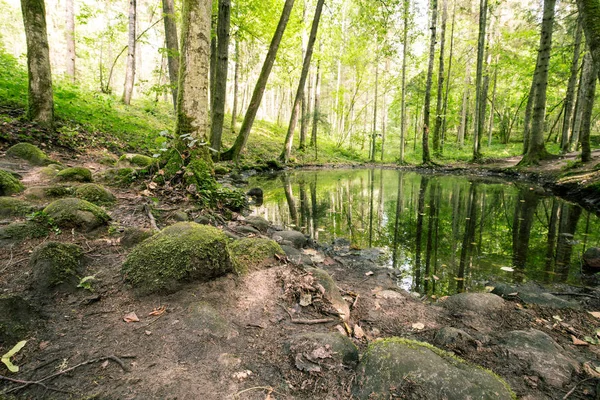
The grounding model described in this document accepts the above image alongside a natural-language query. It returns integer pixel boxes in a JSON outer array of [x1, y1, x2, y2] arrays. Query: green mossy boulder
[[74, 183, 116, 206], [245, 216, 270, 233], [30, 241, 83, 290], [24, 185, 74, 201], [0, 295, 40, 344], [122, 222, 235, 294], [55, 167, 93, 182], [43, 198, 110, 231], [213, 164, 230, 175], [0, 169, 24, 196], [101, 167, 138, 187], [229, 237, 284, 273], [6, 143, 56, 165], [118, 153, 155, 168], [353, 338, 514, 400], [39, 164, 64, 179], [0, 197, 36, 217], [0, 221, 48, 243]]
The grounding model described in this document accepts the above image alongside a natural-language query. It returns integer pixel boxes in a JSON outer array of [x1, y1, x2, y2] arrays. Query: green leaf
[[2, 340, 27, 373]]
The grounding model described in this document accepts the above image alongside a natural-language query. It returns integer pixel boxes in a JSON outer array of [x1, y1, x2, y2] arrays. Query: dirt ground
[[2, 147, 600, 400]]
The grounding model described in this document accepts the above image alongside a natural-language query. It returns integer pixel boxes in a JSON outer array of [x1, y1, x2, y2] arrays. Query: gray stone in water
[[499, 329, 578, 388], [353, 338, 514, 400], [491, 282, 580, 310], [273, 230, 307, 249], [288, 332, 359, 372], [443, 292, 505, 314], [583, 247, 600, 270]]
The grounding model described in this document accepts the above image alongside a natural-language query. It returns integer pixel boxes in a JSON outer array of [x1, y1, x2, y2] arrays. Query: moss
[[55, 167, 93, 182], [74, 183, 116, 205], [0, 169, 24, 195], [6, 143, 56, 165], [120, 227, 153, 248], [0, 221, 48, 242], [43, 198, 110, 231], [0, 197, 36, 217], [101, 167, 139, 187], [24, 185, 74, 200], [229, 237, 284, 273], [39, 163, 64, 178], [118, 153, 155, 167], [30, 241, 83, 288], [122, 222, 234, 294], [213, 164, 230, 175]]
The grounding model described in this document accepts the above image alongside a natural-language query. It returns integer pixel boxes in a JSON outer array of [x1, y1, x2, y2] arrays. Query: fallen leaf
[[353, 324, 365, 339], [299, 293, 312, 307], [500, 266, 514, 272], [589, 311, 600, 319], [302, 248, 317, 255], [583, 362, 600, 378], [1, 340, 27, 373], [39, 341, 50, 350], [148, 182, 157, 190], [101, 360, 109, 369], [365, 271, 374, 276], [412, 322, 425, 330], [148, 306, 166, 316], [123, 312, 139, 323], [485, 286, 495, 292], [552, 315, 563, 322], [572, 335, 589, 346], [323, 257, 336, 266]]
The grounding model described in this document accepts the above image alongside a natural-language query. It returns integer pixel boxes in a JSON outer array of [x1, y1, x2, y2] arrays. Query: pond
[[247, 168, 600, 296]]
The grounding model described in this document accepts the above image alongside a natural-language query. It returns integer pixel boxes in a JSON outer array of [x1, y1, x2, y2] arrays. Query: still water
[[248, 169, 600, 296]]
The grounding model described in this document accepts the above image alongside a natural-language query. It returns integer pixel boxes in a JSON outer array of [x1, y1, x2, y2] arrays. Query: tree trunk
[[441, 0, 456, 153], [231, 38, 240, 132], [221, 0, 296, 161], [458, 61, 471, 148], [20, 0, 54, 127], [209, 0, 231, 156], [473, 0, 488, 160], [523, 74, 536, 154], [370, 61, 379, 162], [380, 60, 389, 162], [580, 52, 597, 162], [311, 58, 320, 149], [577, 0, 600, 81], [433, 0, 447, 156], [281, 0, 325, 163], [302, 70, 313, 150], [65, 0, 75, 82], [210, 33, 217, 110], [512, 186, 539, 281], [570, 63, 585, 151], [561, 18, 583, 153], [162, 0, 180, 110], [422, 0, 438, 165], [487, 54, 499, 146], [399, 0, 409, 164], [122, 0, 137, 105], [520, 0, 557, 165]]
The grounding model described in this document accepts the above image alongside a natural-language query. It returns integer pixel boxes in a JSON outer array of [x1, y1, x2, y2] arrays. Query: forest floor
[[2, 136, 600, 400]]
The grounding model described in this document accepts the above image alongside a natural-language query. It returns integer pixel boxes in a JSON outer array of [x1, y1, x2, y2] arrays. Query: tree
[[221, 0, 296, 161], [472, 0, 488, 161], [209, 0, 231, 156], [162, 0, 180, 110], [579, 52, 597, 162], [399, 0, 409, 164], [422, 0, 438, 165], [433, 0, 447, 156], [20, 0, 54, 127], [122, 0, 137, 105], [577, 0, 600, 81], [560, 18, 583, 153], [65, 0, 76, 82]]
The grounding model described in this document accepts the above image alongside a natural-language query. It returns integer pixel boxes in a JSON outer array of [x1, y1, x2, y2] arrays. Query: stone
[[491, 282, 580, 309], [433, 327, 478, 352], [6, 143, 56, 165], [0, 295, 40, 345], [229, 237, 284, 273], [39, 164, 64, 179], [74, 183, 116, 205], [235, 225, 260, 235], [118, 153, 154, 168], [306, 267, 350, 321], [353, 338, 514, 400], [171, 211, 189, 222], [280, 244, 312, 265], [24, 185, 74, 201], [213, 164, 229, 175], [583, 247, 600, 270], [100, 167, 138, 186], [288, 332, 359, 372], [43, 198, 110, 232], [0, 169, 24, 196], [443, 292, 505, 314], [30, 241, 83, 290], [0, 197, 35, 217], [120, 227, 154, 248], [499, 329, 579, 388], [273, 230, 307, 249], [121, 222, 235, 294], [184, 302, 234, 339], [55, 167, 93, 182], [0, 221, 48, 243], [246, 215, 270, 233]]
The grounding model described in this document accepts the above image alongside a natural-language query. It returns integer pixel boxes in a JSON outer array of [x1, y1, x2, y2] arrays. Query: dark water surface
[[248, 169, 600, 296]]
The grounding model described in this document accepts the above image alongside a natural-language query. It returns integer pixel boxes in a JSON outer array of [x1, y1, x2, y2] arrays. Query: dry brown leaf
[[583, 362, 600, 378], [572, 335, 589, 346], [148, 306, 166, 316], [353, 324, 365, 339], [101, 360, 109, 369], [123, 312, 139, 323], [589, 311, 600, 319], [323, 257, 336, 266], [412, 322, 425, 330]]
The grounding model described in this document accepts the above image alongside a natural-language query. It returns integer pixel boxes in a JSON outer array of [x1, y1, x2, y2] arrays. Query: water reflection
[[248, 169, 600, 296]]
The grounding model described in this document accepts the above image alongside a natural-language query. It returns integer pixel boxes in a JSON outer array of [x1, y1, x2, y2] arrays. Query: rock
[[433, 327, 478, 352], [245, 215, 270, 233], [246, 187, 263, 198], [74, 183, 116, 205], [583, 247, 600, 270], [39, 164, 64, 179], [0, 295, 40, 344], [30, 241, 83, 291], [491, 282, 580, 309], [353, 338, 514, 400], [120, 227, 154, 248], [274, 230, 307, 249], [280, 244, 312, 265], [0, 221, 48, 243], [24, 185, 74, 201], [184, 302, 234, 339], [6, 143, 56, 165], [213, 164, 229, 175], [235, 225, 260, 235], [171, 211, 189, 222], [229, 237, 284, 273], [306, 267, 350, 321], [499, 329, 579, 388], [100, 167, 138, 186], [0, 197, 35, 217], [55, 167, 93, 182], [121, 222, 235, 294], [43, 198, 110, 232], [0, 169, 24, 196], [117, 153, 154, 168], [288, 332, 359, 372], [194, 215, 212, 225], [443, 292, 505, 314]]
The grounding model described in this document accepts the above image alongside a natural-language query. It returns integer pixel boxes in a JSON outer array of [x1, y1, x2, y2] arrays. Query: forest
[[2, 0, 600, 399]]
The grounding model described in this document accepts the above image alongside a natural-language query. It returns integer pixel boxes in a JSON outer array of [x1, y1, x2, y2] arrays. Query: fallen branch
[[144, 204, 159, 232], [563, 377, 596, 399], [291, 318, 336, 325], [352, 294, 360, 310]]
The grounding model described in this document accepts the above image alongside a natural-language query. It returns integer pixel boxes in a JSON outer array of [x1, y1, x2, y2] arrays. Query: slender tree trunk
[[458, 61, 471, 148], [487, 54, 499, 146], [561, 18, 583, 153], [311, 58, 320, 148], [20, 0, 54, 127], [221, 0, 296, 161], [570, 64, 585, 151], [473, 0, 488, 160], [231, 38, 240, 131], [433, 0, 447, 156], [210, 32, 217, 110], [299, 1, 309, 151], [441, 0, 456, 153], [65, 0, 75, 82], [371, 60, 379, 162], [400, 0, 409, 164], [122, 0, 137, 105], [577, 0, 600, 81], [162, 0, 180, 110], [281, 0, 325, 163], [523, 74, 536, 154], [580, 52, 597, 162], [381, 60, 389, 162], [414, 176, 429, 293], [422, 0, 438, 164], [209, 0, 231, 156], [302, 70, 313, 150]]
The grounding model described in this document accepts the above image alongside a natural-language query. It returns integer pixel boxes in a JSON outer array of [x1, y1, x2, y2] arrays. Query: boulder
[[246, 215, 270, 233], [43, 198, 110, 232], [74, 183, 116, 206], [30, 241, 83, 291], [100, 167, 138, 186], [120, 227, 154, 248], [170, 211, 189, 222], [234, 225, 260, 236], [0, 197, 35, 217], [229, 237, 284, 273], [433, 327, 478, 353], [442, 292, 505, 314], [0, 169, 24, 196], [6, 143, 56, 166], [39, 164, 64, 179], [280, 244, 312, 265], [24, 185, 74, 201], [306, 267, 350, 322], [583, 247, 600, 270], [491, 282, 579, 309], [273, 230, 307, 249], [55, 167, 93, 182], [121, 222, 235, 294], [353, 338, 514, 400], [117, 153, 154, 168], [288, 332, 359, 372], [213, 164, 230, 175], [0, 221, 48, 243], [0, 295, 40, 344], [184, 302, 234, 339]]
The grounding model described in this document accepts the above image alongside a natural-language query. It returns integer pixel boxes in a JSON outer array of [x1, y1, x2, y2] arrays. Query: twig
[[291, 318, 336, 324], [144, 204, 159, 232], [563, 377, 596, 399], [278, 303, 294, 320], [352, 294, 360, 310]]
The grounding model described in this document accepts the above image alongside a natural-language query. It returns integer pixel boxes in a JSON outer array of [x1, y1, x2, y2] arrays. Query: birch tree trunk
[[473, 0, 488, 160], [441, 0, 456, 153], [122, 0, 136, 105], [560, 18, 583, 153], [458, 61, 471, 148], [65, 0, 75, 82], [231, 38, 240, 131], [433, 0, 447, 156], [570, 61, 585, 151], [370, 60, 379, 162], [162, 0, 180, 110], [399, 0, 409, 164], [422, 0, 438, 165], [579, 52, 597, 162]]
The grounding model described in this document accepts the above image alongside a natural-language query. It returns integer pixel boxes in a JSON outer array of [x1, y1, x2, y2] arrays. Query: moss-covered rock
[[229, 237, 284, 273], [118, 153, 155, 168], [0, 295, 40, 344], [0, 169, 24, 196], [30, 241, 83, 290], [353, 338, 515, 400], [100, 167, 139, 187], [24, 185, 74, 201], [6, 143, 56, 165], [246, 216, 270, 233], [43, 198, 110, 231], [55, 167, 93, 182], [0, 197, 36, 217], [39, 163, 64, 179], [120, 227, 154, 248], [122, 222, 235, 294], [74, 183, 116, 206], [306, 267, 350, 322], [0, 221, 48, 243]]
